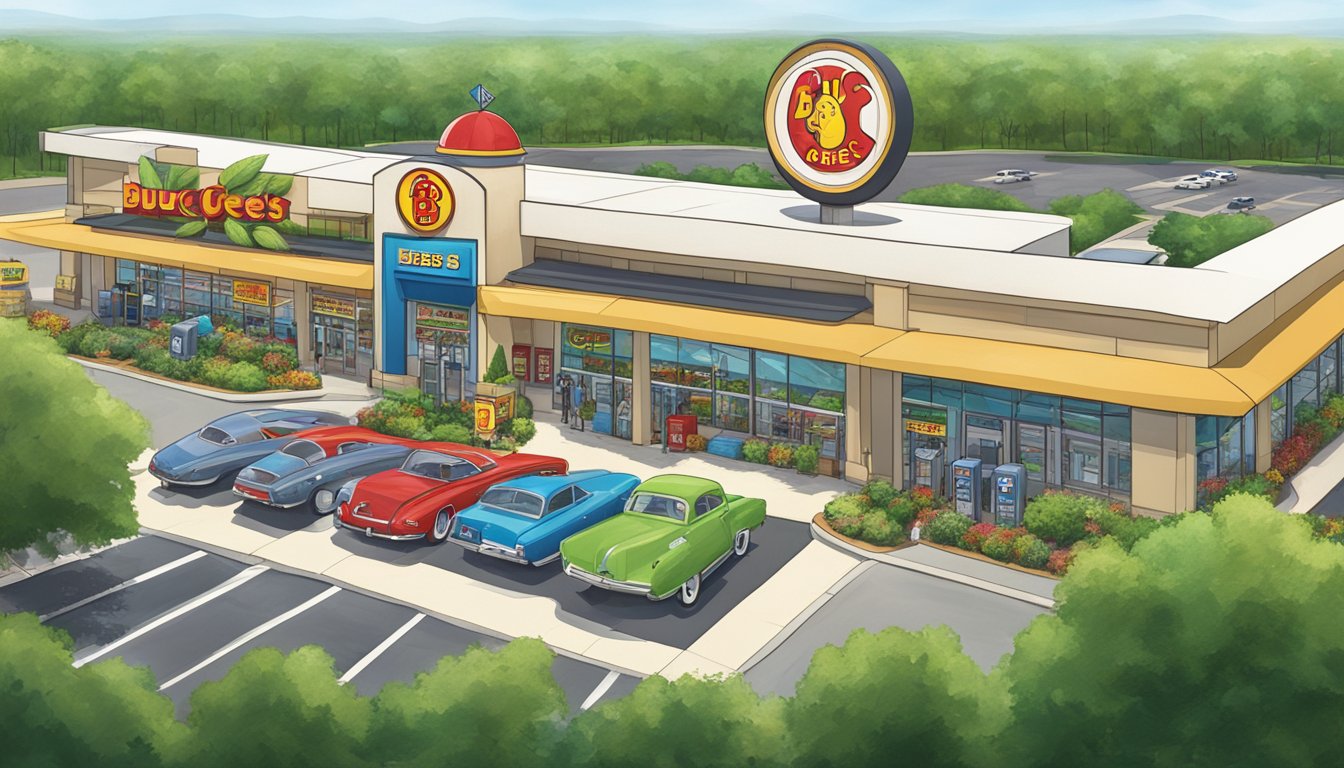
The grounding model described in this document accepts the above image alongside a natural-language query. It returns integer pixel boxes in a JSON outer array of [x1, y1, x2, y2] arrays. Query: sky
[[3, 0, 1342, 26]]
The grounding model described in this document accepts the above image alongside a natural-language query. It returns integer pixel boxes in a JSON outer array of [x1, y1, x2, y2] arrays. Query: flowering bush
[[1023, 490, 1105, 546], [961, 522, 998, 552], [861, 480, 899, 509], [1046, 547, 1076, 576], [1014, 535, 1052, 569], [767, 442, 795, 468], [913, 506, 942, 531], [260, 350, 297, 375], [1271, 433, 1316, 477], [1265, 468, 1285, 485], [266, 370, 321, 390], [981, 527, 1023, 562], [685, 433, 708, 452], [27, 309, 70, 338]]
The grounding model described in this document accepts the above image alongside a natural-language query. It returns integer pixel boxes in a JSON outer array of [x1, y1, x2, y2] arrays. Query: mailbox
[[169, 319, 200, 361], [913, 446, 945, 497], [991, 464, 1027, 527], [665, 414, 698, 452], [951, 458, 982, 519]]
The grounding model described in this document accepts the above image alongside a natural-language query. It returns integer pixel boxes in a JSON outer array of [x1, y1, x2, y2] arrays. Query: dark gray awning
[[76, 214, 374, 263], [505, 259, 870, 322]]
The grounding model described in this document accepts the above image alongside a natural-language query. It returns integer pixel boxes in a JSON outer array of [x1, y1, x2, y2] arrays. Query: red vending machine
[[665, 414, 699, 452]]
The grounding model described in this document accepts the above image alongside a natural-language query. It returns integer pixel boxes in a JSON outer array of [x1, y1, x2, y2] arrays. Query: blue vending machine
[[951, 458, 982, 520], [992, 464, 1027, 527]]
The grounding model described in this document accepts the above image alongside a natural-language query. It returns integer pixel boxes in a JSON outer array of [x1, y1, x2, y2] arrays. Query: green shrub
[[218, 362, 269, 392], [76, 328, 113, 357], [981, 529, 1018, 562], [899, 182, 1036, 212], [1011, 533, 1050, 568], [56, 321, 100, 353], [886, 497, 918, 529], [509, 417, 537, 446], [134, 346, 172, 374], [197, 333, 223, 358], [793, 444, 820, 474], [862, 479, 898, 509], [1048, 188, 1144, 254], [514, 395, 534, 419], [428, 423, 473, 443], [823, 494, 867, 523], [926, 510, 973, 545], [859, 513, 903, 546], [742, 439, 769, 464], [1150, 210, 1275, 268], [106, 332, 139, 360], [1024, 492, 1105, 546], [486, 345, 510, 383]]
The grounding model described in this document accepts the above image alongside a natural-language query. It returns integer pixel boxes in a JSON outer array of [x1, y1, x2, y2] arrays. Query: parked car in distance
[[149, 409, 351, 488], [449, 469, 640, 566], [1075, 238, 1169, 266], [1200, 169, 1238, 183], [233, 426, 434, 514], [334, 446, 568, 543], [992, 169, 1036, 183], [560, 474, 767, 607], [1174, 175, 1213, 189], [1224, 196, 1257, 212]]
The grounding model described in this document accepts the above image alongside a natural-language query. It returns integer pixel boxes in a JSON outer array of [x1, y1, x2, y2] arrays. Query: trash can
[[665, 414, 699, 452]]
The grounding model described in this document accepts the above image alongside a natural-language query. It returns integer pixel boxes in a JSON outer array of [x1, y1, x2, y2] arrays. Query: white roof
[[44, 127, 409, 183], [522, 165, 1344, 324]]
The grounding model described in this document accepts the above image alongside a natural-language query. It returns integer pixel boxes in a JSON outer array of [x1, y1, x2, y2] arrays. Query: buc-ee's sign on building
[[123, 182, 292, 223], [763, 39, 915, 206]]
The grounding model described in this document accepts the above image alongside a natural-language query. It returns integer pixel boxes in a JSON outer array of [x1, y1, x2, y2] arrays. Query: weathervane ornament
[[470, 84, 495, 111]]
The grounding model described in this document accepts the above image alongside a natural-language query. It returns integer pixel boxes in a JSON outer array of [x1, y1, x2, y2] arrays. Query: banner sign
[[414, 304, 469, 331], [232, 279, 271, 306], [474, 399, 496, 440], [904, 420, 947, 437], [1, 263, 28, 284], [511, 344, 531, 380], [55, 274, 76, 291], [123, 182, 291, 224], [312, 293, 356, 320], [534, 348, 554, 384], [566, 326, 612, 353], [388, 236, 476, 283]]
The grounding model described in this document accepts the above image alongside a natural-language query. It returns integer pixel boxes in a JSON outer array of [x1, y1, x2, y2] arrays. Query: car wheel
[[428, 509, 452, 544], [733, 529, 750, 556], [311, 488, 337, 516], [677, 573, 701, 607]]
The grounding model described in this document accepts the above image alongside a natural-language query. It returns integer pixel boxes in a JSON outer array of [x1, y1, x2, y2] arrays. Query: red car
[[334, 444, 568, 543]]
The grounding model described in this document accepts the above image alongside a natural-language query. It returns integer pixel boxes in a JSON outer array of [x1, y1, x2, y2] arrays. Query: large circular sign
[[396, 168, 455, 234], [763, 39, 914, 206]]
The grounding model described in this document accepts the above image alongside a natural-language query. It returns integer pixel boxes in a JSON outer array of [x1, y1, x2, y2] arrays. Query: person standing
[[572, 379, 587, 432], [559, 374, 573, 425]]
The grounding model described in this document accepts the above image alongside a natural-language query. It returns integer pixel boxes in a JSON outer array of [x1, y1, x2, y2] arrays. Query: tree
[[898, 183, 1035, 212], [0, 320, 149, 554], [1001, 494, 1344, 768], [0, 613, 185, 767], [786, 626, 1006, 768], [1048, 188, 1144, 254], [179, 646, 373, 768], [366, 639, 566, 768], [485, 344, 511, 383], [561, 672, 787, 768], [1149, 211, 1275, 267]]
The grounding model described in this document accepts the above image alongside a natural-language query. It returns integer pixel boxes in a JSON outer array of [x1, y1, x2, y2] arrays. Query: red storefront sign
[[511, 344, 531, 381], [534, 348, 554, 383]]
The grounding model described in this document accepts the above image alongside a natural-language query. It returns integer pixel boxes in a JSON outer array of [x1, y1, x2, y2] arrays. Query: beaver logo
[[786, 66, 876, 173]]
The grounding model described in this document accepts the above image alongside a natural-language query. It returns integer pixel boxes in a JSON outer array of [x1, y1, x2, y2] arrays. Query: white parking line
[[158, 585, 342, 691], [74, 564, 269, 668], [338, 613, 426, 686], [40, 551, 209, 622], [579, 670, 622, 711]]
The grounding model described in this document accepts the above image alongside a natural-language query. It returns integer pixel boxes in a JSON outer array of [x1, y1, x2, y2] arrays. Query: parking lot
[[0, 535, 638, 717]]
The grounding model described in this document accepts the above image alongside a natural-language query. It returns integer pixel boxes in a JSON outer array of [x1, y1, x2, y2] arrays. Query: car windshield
[[479, 487, 544, 518], [400, 449, 471, 480], [280, 439, 326, 466], [627, 493, 687, 522]]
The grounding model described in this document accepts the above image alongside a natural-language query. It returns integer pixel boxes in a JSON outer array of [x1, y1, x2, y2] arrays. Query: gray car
[[233, 429, 416, 514], [148, 409, 351, 488]]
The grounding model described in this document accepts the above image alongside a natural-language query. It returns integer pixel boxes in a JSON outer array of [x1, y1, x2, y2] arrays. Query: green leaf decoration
[[252, 226, 290, 252], [137, 156, 163, 189], [175, 220, 208, 238], [229, 176, 268, 197], [223, 218, 255, 248], [165, 165, 200, 191], [218, 154, 268, 192], [274, 219, 306, 236], [263, 173, 293, 196]]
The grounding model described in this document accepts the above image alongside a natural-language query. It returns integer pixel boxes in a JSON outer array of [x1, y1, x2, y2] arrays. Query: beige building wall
[[632, 331, 651, 444], [1130, 409, 1198, 516], [844, 364, 866, 481]]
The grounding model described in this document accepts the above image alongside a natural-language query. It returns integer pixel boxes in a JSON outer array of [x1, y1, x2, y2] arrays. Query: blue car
[[449, 469, 640, 566], [149, 409, 350, 487]]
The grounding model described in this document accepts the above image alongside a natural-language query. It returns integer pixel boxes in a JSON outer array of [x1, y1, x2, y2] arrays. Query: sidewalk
[[1279, 427, 1344, 514]]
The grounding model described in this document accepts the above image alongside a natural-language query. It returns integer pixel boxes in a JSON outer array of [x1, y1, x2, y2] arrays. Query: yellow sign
[[396, 168, 455, 234], [311, 293, 356, 320], [0, 262, 27, 284], [232, 279, 271, 307], [904, 419, 947, 437], [474, 399, 496, 439], [55, 274, 76, 291]]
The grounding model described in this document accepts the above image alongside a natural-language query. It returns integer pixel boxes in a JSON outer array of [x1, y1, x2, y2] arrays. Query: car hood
[[454, 506, 536, 548], [244, 451, 310, 482], [153, 434, 217, 471], [561, 513, 683, 581], [350, 471, 442, 518]]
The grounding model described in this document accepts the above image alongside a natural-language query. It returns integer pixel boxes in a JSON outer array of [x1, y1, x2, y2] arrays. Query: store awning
[[481, 284, 1261, 416], [505, 259, 872, 322], [478, 285, 902, 364], [0, 216, 373, 290]]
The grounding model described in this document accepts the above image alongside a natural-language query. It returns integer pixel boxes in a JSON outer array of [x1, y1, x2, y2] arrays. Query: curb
[[738, 559, 874, 673], [72, 356, 334, 403], [809, 519, 1056, 609]]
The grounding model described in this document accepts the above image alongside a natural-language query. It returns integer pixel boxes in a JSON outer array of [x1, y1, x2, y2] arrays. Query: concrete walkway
[[1281, 428, 1344, 514]]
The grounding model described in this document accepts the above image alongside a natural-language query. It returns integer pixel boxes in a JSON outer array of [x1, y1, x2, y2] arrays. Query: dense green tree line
[[6, 494, 1344, 767], [4, 35, 1344, 177]]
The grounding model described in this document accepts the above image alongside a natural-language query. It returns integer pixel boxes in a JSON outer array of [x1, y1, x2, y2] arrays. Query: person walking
[[559, 374, 573, 425], [572, 379, 587, 432]]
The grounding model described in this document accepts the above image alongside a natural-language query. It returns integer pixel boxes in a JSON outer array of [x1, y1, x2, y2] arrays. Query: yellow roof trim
[[1213, 276, 1344, 404], [0, 217, 373, 291]]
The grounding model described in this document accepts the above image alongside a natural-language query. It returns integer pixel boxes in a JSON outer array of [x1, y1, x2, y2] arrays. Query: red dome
[[436, 111, 525, 157]]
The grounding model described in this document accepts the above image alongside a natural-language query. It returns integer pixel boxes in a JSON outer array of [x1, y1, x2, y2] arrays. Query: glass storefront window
[[963, 383, 1014, 419], [184, 271, 211, 318], [790, 357, 845, 412], [1322, 344, 1339, 399], [1270, 382, 1289, 445], [614, 330, 634, 379], [755, 351, 789, 403], [1218, 415, 1242, 480], [211, 276, 242, 330], [273, 288, 296, 344], [1017, 392, 1060, 424], [1243, 407, 1256, 476], [650, 334, 679, 384], [115, 259, 136, 285], [902, 374, 932, 404], [1195, 415, 1218, 484], [160, 267, 184, 320], [714, 344, 750, 432], [1293, 359, 1319, 417], [678, 339, 713, 391]]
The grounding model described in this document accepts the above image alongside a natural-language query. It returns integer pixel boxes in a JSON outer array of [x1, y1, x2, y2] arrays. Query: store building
[[6, 45, 1344, 517]]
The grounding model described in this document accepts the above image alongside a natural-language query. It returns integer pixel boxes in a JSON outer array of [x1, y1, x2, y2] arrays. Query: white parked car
[[1174, 175, 1213, 190], [993, 169, 1036, 184]]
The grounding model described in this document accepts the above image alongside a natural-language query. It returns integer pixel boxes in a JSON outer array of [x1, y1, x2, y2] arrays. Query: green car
[[560, 474, 767, 606]]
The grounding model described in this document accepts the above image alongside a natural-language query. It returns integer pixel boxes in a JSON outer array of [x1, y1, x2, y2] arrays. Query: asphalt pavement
[[0, 535, 635, 718]]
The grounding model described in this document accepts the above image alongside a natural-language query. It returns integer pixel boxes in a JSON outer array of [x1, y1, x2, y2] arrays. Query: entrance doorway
[[1015, 422, 1058, 499], [314, 323, 357, 376], [964, 413, 1005, 518], [651, 384, 678, 444], [417, 329, 468, 407]]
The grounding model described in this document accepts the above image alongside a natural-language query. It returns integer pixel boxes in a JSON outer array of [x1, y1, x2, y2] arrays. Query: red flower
[[961, 522, 998, 550], [912, 485, 934, 499], [1046, 547, 1075, 576]]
